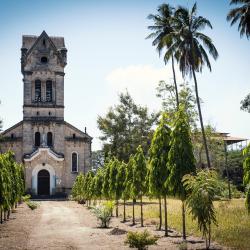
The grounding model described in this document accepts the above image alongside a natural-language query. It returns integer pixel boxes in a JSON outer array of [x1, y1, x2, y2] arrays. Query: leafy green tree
[[131, 145, 147, 227], [85, 171, 94, 206], [0, 151, 24, 223], [72, 173, 85, 204], [102, 160, 113, 200], [97, 91, 157, 162], [243, 144, 250, 213], [167, 106, 196, 239], [183, 170, 219, 249], [147, 3, 179, 108], [124, 155, 135, 224], [92, 150, 105, 170], [156, 81, 198, 127], [93, 168, 104, 202], [227, 0, 250, 39], [165, 3, 218, 169], [148, 113, 171, 235], [109, 158, 120, 217], [116, 161, 127, 222]]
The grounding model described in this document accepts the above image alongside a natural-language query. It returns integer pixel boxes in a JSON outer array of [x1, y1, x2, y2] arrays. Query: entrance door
[[37, 169, 50, 195]]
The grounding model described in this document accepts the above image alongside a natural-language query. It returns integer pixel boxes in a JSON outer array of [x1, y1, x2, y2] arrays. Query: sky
[[0, 0, 250, 150]]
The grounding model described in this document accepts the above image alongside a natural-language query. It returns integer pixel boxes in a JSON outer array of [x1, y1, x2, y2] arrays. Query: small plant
[[92, 204, 112, 228], [26, 201, 38, 210], [22, 194, 31, 202], [102, 200, 115, 213], [124, 230, 158, 250]]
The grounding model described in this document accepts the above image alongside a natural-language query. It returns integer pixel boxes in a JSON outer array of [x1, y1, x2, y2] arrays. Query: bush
[[92, 203, 113, 228], [26, 201, 38, 210], [124, 230, 158, 250], [22, 194, 31, 202]]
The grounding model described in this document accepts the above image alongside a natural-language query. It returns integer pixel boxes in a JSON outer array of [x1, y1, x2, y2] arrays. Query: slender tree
[[109, 158, 120, 217], [167, 105, 196, 239], [102, 159, 112, 200], [116, 161, 127, 221], [243, 143, 250, 213], [147, 3, 179, 108], [164, 3, 218, 169], [183, 170, 219, 249], [148, 113, 171, 235], [124, 155, 135, 224], [131, 145, 147, 227], [227, 0, 250, 39]]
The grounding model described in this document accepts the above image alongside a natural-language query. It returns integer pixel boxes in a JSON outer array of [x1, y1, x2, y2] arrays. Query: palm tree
[[227, 0, 250, 39], [147, 3, 179, 108], [164, 3, 218, 169]]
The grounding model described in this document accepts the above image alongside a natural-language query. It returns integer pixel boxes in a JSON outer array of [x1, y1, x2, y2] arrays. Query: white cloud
[[106, 64, 182, 111]]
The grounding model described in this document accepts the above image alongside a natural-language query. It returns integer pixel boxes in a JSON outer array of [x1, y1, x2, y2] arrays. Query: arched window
[[35, 80, 41, 102], [47, 132, 53, 147], [35, 132, 41, 147], [71, 152, 78, 172], [46, 80, 52, 102]]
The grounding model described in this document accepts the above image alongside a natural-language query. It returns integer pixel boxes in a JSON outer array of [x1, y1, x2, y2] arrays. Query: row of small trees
[[0, 151, 25, 223], [72, 106, 219, 247]]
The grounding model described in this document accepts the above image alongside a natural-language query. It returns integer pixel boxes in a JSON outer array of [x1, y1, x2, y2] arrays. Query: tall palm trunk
[[171, 55, 179, 108], [191, 66, 211, 169], [158, 197, 162, 230], [164, 196, 168, 236], [182, 201, 186, 240], [140, 195, 143, 227]]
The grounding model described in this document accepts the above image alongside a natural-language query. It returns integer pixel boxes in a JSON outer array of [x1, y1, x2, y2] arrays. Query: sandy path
[[27, 201, 130, 250]]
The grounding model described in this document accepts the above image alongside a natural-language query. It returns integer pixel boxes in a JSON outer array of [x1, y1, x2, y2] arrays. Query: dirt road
[[27, 201, 130, 250]]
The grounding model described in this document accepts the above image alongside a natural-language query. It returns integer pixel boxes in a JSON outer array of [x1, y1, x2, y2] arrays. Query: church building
[[0, 31, 92, 196]]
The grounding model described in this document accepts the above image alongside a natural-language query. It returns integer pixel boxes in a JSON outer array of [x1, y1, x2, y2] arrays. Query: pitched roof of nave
[[0, 120, 92, 141], [22, 30, 65, 51]]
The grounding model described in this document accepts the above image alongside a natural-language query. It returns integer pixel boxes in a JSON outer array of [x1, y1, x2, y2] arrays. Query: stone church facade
[[0, 31, 92, 196]]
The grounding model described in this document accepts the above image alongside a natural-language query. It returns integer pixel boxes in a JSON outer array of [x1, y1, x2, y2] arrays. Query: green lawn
[[120, 198, 250, 250]]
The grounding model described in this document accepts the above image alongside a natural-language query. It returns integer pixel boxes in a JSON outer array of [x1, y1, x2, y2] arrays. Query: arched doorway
[[37, 169, 50, 195]]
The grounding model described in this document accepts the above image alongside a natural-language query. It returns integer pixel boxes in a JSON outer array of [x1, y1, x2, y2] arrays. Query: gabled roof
[[64, 121, 93, 140], [22, 31, 65, 65], [0, 121, 23, 136]]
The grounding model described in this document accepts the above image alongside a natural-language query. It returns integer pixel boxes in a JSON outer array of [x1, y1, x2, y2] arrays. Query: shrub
[[22, 194, 31, 202], [26, 201, 38, 210], [92, 204, 112, 228], [124, 230, 158, 250]]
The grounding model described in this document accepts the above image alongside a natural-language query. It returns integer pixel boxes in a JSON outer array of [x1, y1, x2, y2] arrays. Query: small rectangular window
[[35, 80, 41, 102], [46, 81, 52, 102]]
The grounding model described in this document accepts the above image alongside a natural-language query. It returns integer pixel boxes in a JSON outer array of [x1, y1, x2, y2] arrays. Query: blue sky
[[0, 0, 250, 150]]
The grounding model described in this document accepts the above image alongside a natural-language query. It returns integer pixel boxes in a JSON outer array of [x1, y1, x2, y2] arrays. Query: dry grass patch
[[121, 198, 250, 250]]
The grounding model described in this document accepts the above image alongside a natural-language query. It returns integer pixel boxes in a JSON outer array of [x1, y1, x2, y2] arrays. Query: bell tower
[[21, 31, 67, 122], [21, 31, 67, 154]]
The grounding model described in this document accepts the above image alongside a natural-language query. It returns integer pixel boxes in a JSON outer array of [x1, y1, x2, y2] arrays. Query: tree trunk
[[158, 197, 162, 230], [182, 201, 186, 240], [224, 142, 231, 199], [116, 200, 119, 217], [192, 67, 211, 169], [132, 200, 135, 225], [164, 196, 168, 236], [171, 55, 179, 108], [140, 195, 143, 227], [0, 208, 2, 224], [123, 198, 126, 222]]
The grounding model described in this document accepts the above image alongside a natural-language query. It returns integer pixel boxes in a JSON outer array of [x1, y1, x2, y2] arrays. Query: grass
[[117, 198, 250, 250]]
